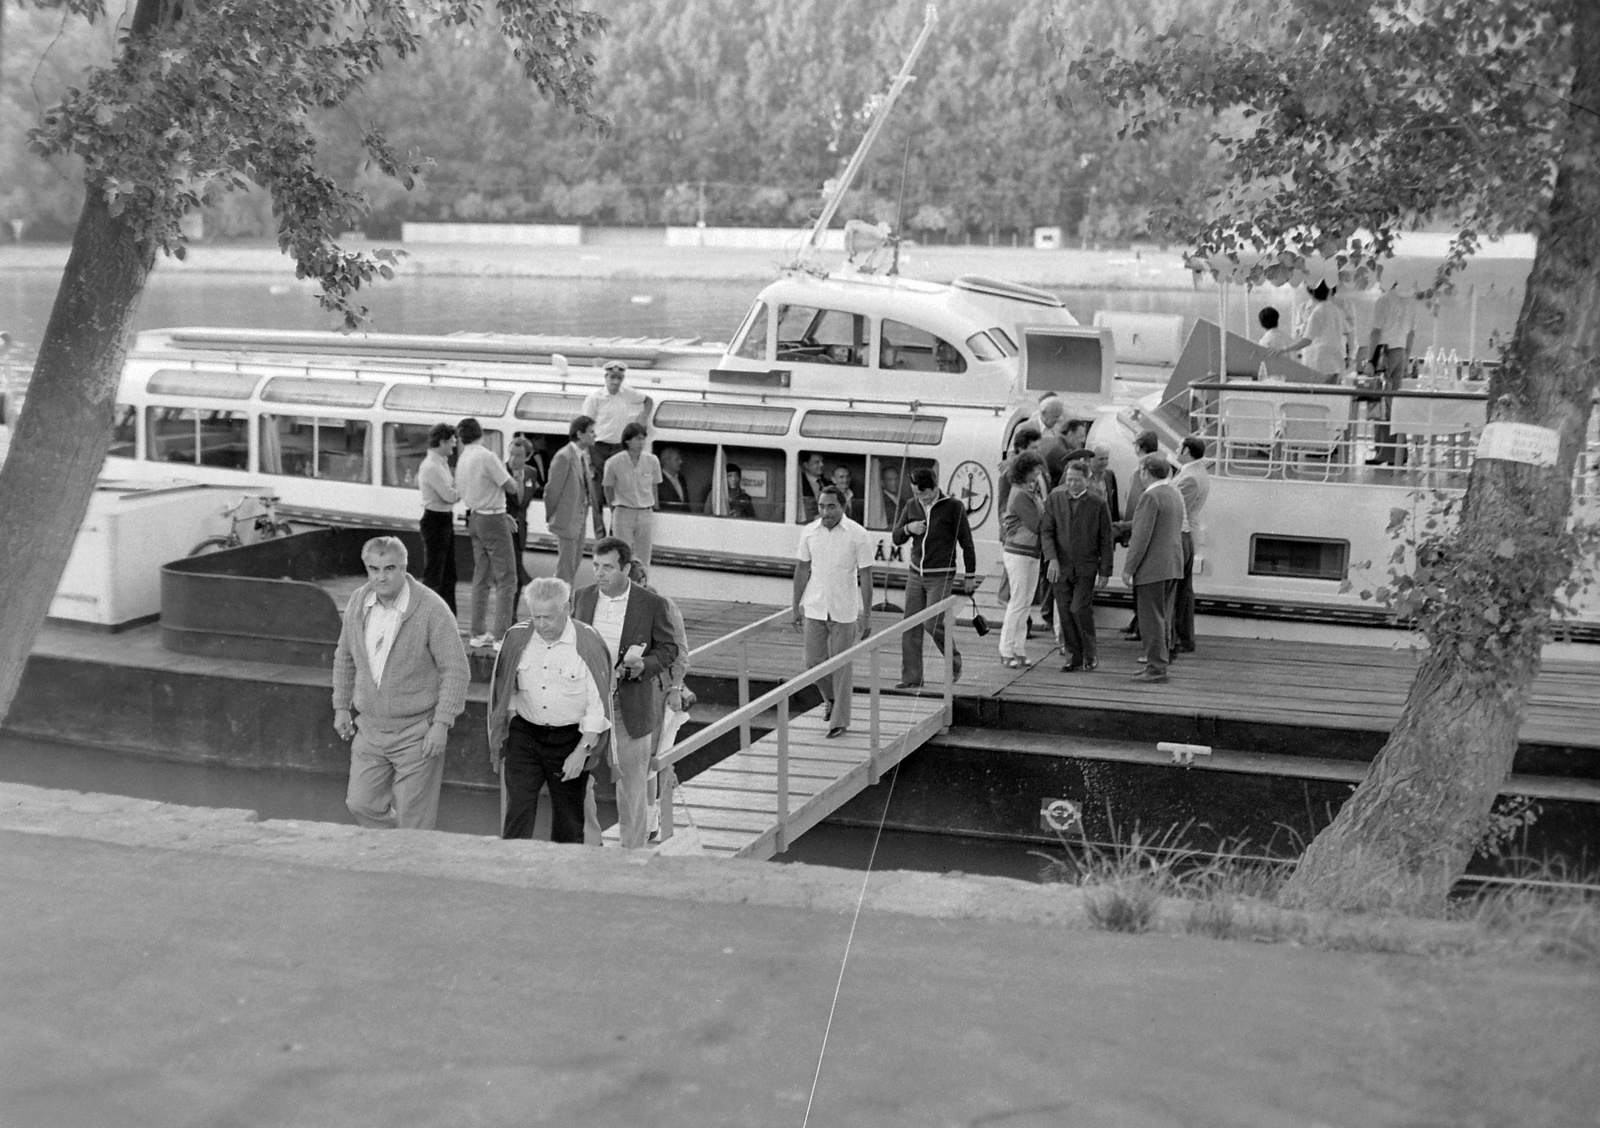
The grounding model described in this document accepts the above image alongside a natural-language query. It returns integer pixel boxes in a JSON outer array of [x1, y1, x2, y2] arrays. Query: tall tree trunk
[[0, 191, 154, 722], [1282, 6, 1600, 913]]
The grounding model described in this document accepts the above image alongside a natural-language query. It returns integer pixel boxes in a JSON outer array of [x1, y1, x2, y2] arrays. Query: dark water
[[0, 734, 1049, 882], [0, 265, 1518, 373]]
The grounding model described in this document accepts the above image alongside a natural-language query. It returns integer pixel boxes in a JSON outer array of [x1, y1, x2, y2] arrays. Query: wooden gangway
[[649, 597, 960, 859]]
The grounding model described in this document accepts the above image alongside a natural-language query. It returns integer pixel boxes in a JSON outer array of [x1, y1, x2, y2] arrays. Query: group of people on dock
[[997, 396, 1210, 685]]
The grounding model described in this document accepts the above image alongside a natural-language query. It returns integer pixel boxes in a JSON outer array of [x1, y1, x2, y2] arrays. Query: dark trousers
[[902, 571, 959, 684], [1173, 532, 1196, 651], [502, 718, 589, 843], [1052, 572, 1098, 665], [508, 503, 532, 599], [419, 509, 457, 614], [589, 441, 620, 537], [1035, 570, 1055, 628], [1135, 579, 1178, 674]]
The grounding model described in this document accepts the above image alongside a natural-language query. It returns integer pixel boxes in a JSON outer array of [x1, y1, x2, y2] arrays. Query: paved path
[[1, 790, 1596, 1127]]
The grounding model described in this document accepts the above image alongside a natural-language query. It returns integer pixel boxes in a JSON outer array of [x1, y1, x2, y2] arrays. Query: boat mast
[[792, 4, 938, 270]]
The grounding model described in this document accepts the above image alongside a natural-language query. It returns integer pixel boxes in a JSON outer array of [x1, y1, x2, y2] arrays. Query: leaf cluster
[[24, 0, 605, 326], [1064, 0, 1580, 292]]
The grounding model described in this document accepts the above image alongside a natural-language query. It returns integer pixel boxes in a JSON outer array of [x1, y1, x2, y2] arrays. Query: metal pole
[[868, 636, 881, 785], [793, 5, 939, 269], [941, 602, 955, 728], [659, 768, 675, 842], [738, 639, 751, 751], [775, 696, 790, 853]]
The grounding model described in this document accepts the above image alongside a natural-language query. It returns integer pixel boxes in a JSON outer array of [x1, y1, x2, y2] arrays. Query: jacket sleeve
[[428, 601, 471, 728], [543, 450, 569, 524], [958, 506, 976, 574], [891, 499, 918, 546], [1107, 472, 1121, 524], [1097, 499, 1114, 577], [638, 591, 680, 682], [1037, 495, 1059, 565], [331, 593, 359, 711], [1124, 491, 1155, 577]]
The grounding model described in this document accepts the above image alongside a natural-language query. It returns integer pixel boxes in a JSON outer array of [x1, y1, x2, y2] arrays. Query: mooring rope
[[800, 760, 900, 1128]]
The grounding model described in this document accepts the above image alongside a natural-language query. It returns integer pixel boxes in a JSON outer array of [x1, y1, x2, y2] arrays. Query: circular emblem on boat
[[947, 461, 992, 529]]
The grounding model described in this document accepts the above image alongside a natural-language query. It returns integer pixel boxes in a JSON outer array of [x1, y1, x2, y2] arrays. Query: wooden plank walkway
[[670, 692, 947, 859]]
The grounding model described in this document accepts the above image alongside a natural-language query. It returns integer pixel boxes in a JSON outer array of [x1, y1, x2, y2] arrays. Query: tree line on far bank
[[0, 0, 1226, 243]]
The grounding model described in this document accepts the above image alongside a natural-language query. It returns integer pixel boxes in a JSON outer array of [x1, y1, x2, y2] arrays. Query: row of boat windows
[[130, 370, 949, 445], [731, 304, 1017, 371], [111, 405, 936, 529]]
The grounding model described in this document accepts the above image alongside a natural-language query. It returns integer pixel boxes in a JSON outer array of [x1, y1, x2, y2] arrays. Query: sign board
[[1475, 422, 1560, 468]]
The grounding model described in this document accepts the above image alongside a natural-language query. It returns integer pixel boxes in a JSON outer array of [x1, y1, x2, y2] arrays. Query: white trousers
[[1000, 552, 1040, 660]]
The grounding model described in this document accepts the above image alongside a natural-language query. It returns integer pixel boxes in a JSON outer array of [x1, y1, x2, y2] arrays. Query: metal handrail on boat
[[654, 594, 959, 851]]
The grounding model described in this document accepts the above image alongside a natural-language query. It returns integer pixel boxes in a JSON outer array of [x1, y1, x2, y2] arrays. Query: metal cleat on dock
[[1159, 741, 1212, 767]]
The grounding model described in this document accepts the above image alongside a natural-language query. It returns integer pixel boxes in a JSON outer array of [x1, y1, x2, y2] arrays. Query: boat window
[[383, 423, 433, 488], [652, 401, 794, 435], [1248, 535, 1349, 581], [880, 320, 967, 374], [731, 302, 769, 361], [702, 445, 785, 523], [658, 441, 716, 515], [384, 384, 512, 417], [146, 368, 260, 399], [259, 415, 371, 483], [260, 377, 381, 409], [108, 405, 138, 459], [965, 332, 1005, 362], [775, 304, 868, 366], [514, 391, 589, 423], [144, 407, 250, 469], [799, 410, 946, 445], [988, 327, 1018, 355], [866, 455, 938, 530]]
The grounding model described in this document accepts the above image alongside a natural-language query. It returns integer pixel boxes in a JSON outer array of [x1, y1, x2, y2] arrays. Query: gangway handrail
[[655, 594, 959, 851]]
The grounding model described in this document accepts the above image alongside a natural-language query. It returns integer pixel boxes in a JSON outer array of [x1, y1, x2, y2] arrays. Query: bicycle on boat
[[188, 492, 293, 555]]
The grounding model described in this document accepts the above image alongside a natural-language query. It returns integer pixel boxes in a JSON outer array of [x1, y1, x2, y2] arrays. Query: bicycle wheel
[[187, 536, 235, 556]]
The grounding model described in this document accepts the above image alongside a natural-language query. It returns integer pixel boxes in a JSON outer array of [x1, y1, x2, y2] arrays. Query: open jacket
[[1124, 483, 1186, 585], [1038, 487, 1114, 580], [572, 581, 682, 739], [543, 442, 591, 539], [486, 618, 615, 770], [332, 576, 469, 728]]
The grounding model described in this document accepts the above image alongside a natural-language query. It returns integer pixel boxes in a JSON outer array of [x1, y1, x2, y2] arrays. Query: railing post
[[941, 600, 955, 729], [737, 639, 751, 751], [775, 696, 790, 854], [868, 632, 881, 785], [658, 767, 675, 843]]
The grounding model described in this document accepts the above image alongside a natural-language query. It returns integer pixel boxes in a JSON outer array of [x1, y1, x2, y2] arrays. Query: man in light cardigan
[[333, 536, 471, 830]]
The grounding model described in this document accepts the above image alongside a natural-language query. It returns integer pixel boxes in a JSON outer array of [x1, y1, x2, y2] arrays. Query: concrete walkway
[[2, 785, 1596, 1128]]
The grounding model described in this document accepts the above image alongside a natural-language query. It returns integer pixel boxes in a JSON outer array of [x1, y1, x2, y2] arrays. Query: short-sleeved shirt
[[604, 450, 662, 508], [417, 452, 457, 512], [1301, 302, 1348, 375], [797, 516, 874, 622], [1370, 290, 1417, 347], [514, 620, 610, 734], [456, 442, 511, 513], [582, 385, 649, 443]]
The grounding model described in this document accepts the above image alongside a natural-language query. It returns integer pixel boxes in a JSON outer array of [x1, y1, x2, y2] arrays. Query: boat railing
[[653, 595, 959, 850], [1183, 379, 1597, 495]]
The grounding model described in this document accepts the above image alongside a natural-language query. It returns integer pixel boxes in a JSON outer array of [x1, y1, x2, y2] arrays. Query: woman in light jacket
[[999, 451, 1047, 668]]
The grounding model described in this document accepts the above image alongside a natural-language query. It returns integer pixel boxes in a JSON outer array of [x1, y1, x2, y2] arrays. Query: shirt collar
[[364, 580, 411, 615], [599, 582, 631, 603]]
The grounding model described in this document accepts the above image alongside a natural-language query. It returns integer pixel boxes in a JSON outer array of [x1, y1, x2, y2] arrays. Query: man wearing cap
[[582, 361, 652, 540]]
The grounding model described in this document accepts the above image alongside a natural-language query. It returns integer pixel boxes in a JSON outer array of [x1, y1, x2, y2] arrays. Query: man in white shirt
[[793, 485, 874, 738], [416, 422, 459, 612], [603, 421, 662, 566], [582, 360, 652, 538], [1173, 436, 1211, 653], [486, 577, 613, 844], [455, 416, 520, 648]]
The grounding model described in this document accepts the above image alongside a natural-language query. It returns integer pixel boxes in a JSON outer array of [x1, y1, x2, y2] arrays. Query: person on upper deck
[[582, 361, 652, 538], [1279, 282, 1350, 380], [1366, 282, 1418, 467], [1257, 307, 1296, 357], [892, 467, 977, 689]]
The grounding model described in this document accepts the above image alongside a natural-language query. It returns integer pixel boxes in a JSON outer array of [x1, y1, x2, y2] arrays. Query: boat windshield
[[775, 304, 868, 366]]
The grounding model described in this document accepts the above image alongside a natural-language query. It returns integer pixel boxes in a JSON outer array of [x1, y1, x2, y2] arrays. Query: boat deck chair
[[1280, 402, 1346, 480], [1218, 396, 1279, 477]]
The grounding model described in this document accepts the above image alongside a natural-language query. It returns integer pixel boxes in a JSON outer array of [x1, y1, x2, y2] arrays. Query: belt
[[511, 716, 580, 733], [614, 504, 652, 510], [472, 508, 507, 516]]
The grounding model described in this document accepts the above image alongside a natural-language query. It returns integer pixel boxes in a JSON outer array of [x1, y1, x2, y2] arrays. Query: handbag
[[969, 594, 991, 637]]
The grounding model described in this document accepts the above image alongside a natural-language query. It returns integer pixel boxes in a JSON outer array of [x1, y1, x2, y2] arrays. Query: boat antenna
[[889, 138, 912, 276], [792, 4, 938, 272]]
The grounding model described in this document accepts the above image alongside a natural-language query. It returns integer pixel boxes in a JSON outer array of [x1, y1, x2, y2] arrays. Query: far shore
[[0, 239, 1208, 290]]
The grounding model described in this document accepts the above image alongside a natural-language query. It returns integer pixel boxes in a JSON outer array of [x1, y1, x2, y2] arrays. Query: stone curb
[[0, 782, 1090, 926]]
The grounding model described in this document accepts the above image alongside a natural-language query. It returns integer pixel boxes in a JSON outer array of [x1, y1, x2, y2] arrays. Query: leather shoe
[[1084, 658, 1098, 671], [1061, 661, 1083, 672], [826, 725, 847, 738], [1129, 668, 1168, 683], [894, 679, 922, 690]]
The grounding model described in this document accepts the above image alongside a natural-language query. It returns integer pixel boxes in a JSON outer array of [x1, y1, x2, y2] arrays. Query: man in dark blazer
[[657, 445, 691, 512], [1039, 460, 1115, 672], [544, 416, 595, 586], [1122, 455, 1186, 684], [572, 536, 681, 847]]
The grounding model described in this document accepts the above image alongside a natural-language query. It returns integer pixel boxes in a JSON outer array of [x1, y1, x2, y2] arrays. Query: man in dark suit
[[657, 445, 691, 512], [1039, 460, 1115, 672], [1122, 455, 1186, 684], [799, 450, 827, 523], [572, 536, 681, 847]]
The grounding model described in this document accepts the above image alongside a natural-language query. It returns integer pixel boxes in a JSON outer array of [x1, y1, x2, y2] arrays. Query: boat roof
[[749, 270, 1080, 341]]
